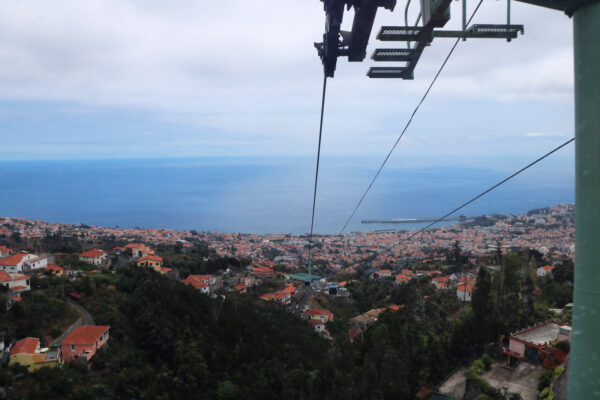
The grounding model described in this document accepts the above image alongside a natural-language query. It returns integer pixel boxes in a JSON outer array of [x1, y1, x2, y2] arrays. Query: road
[[117, 255, 132, 268], [49, 299, 95, 346], [68, 298, 95, 325]]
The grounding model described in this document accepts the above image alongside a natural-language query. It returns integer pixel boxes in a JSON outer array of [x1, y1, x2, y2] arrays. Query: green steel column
[[570, 2, 600, 399]]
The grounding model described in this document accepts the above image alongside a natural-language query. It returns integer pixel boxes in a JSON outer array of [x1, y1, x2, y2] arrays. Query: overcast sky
[[0, 0, 575, 162]]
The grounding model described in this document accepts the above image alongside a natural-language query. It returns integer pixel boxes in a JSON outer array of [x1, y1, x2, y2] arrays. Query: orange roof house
[[304, 308, 334, 323], [0, 245, 12, 257], [61, 325, 110, 363], [252, 266, 274, 279], [10, 337, 38, 355], [78, 249, 107, 266], [234, 282, 246, 293], [137, 255, 166, 274], [9, 337, 61, 371], [376, 269, 393, 278], [45, 264, 64, 276], [0, 270, 31, 294], [457, 284, 474, 302], [183, 275, 210, 293], [0, 253, 34, 273], [123, 243, 154, 258], [8, 337, 61, 371], [395, 274, 411, 284]]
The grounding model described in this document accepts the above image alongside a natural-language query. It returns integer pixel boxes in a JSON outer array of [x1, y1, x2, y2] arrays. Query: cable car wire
[[339, 0, 485, 233], [396, 137, 575, 245], [307, 75, 328, 273]]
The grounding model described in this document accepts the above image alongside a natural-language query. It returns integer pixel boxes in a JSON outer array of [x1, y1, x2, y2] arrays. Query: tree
[[495, 240, 503, 265], [499, 253, 522, 333], [552, 259, 574, 283], [472, 267, 495, 343], [11, 231, 21, 243]]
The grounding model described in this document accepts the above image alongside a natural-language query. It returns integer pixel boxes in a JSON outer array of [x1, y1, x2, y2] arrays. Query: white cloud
[[524, 132, 566, 137], [0, 0, 577, 158]]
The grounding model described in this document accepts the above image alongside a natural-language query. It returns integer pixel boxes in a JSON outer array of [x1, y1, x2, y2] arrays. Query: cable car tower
[[313, 1, 600, 399], [315, 0, 523, 79]]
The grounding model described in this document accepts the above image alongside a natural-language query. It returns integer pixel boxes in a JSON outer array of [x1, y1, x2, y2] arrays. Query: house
[[45, 264, 64, 276], [261, 284, 297, 305], [432, 276, 450, 289], [240, 275, 259, 288], [78, 249, 107, 266], [0, 246, 13, 258], [503, 321, 572, 366], [387, 304, 405, 311], [252, 266, 274, 279], [23, 254, 52, 272], [304, 308, 334, 323], [61, 325, 110, 363], [0, 270, 31, 304], [234, 282, 246, 293], [537, 265, 555, 277], [0, 252, 37, 273], [183, 275, 211, 294], [457, 284, 474, 302], [349, 308, 386, 331], [123, 243, 154, 259], [8, 338, 62, 371], [137, 255, 164, 273], [375, 269, 392, 278], [349, 326, 363, 342], [395, 273, 411, 284], [308, 319, 333, 341]]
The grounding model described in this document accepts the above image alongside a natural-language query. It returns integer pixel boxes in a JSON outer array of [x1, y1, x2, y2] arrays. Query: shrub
[[552, 366, 564, 380], [482, 354, 493, 370], [538, 369, 553, 392], [552, 340, 570, 353]]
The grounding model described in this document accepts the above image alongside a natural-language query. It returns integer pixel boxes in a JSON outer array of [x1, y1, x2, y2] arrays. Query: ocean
[[0, 156, 574, 234]]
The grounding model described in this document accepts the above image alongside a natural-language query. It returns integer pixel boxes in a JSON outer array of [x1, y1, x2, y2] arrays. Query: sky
[[0, 0, 575, 163]]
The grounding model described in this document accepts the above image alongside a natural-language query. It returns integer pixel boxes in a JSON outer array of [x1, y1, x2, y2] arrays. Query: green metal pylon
[[570, 1, 600, 398]]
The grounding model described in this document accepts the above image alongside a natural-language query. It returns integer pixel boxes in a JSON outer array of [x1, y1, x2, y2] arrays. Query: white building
[[537, 265, 555, 277], [24, 255, 52, 272], [0, 253, 37, 273], [457, 284, 473, 302], [79, 249, 107, 266]]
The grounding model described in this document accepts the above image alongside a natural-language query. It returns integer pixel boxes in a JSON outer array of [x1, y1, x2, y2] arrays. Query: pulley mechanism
[[314, 0, 397, 77]]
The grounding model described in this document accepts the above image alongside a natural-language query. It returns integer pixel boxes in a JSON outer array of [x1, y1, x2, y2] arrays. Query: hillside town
[[0, 203, 574, 271], [0, 204, 575, 400]]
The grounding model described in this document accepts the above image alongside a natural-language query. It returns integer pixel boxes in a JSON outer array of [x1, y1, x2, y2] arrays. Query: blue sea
[[0, 155, 574, 234]]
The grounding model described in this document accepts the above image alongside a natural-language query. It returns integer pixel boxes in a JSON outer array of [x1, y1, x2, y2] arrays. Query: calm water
[[0, 156, 574, 234]]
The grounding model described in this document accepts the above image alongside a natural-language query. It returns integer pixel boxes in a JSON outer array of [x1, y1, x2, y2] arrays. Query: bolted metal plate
[[371, 48, 415, 61], [377, 26, 425, 41], [367, 67, 414, 79]]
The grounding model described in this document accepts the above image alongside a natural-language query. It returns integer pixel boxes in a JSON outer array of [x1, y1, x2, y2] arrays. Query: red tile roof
[[62, 325, 109, 346], [79, 249, 105, 258], [10, 337, 39, 356], [45, 264, 63, 273], [183, 275, 209, 290], [304, 308, 333, 321], [0, 253, 28, 266], [0, 270, 12, 282], [457, 284, 474, 292], [388, 304, 405, 311], [139, 255, 162, 262], [0, 245, 12, 252]]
